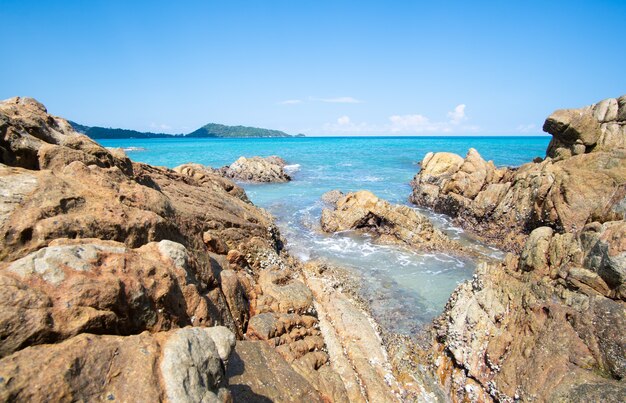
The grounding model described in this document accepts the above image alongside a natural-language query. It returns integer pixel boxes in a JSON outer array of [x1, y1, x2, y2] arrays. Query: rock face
[[217, 155, 291, 182], [321, 190, 464, 252], [544, 95, 626, 160], [0, 326, 235, 402], [0, 97, 412, 401], [424, 96, 626, 402], [410, 97, 626, 252], [432, 224, 626, 402]]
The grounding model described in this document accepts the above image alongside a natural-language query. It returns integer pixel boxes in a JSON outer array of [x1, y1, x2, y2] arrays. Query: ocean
[[100, 136, 551, 335]]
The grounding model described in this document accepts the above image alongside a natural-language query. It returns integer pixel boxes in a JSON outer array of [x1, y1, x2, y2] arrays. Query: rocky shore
[[320, 190, 467, 253], [1, 94, 624, 402], [0, 97, 418, 401], [418, 96, 626, 402], [410, 96, 626, 252]]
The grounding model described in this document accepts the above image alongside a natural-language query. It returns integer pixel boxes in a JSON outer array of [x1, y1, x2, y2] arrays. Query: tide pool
[[101, 136, 550, 334]]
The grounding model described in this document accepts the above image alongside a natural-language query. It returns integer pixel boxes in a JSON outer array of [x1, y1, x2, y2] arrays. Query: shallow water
[[101, 136, 550, 334]]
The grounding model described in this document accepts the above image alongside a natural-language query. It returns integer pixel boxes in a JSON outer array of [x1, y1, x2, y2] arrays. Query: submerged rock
[[321, 190, 465, 252]]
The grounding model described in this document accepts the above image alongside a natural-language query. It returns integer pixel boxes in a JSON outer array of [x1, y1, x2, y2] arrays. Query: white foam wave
[[283, 164, 301, 173]]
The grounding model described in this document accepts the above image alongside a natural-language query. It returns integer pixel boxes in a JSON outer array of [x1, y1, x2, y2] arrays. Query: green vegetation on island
[[69, 121, 301, 139]]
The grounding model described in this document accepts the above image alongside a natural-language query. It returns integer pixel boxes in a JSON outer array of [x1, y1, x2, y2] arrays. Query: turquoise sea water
[[101, 136, 550, 334]]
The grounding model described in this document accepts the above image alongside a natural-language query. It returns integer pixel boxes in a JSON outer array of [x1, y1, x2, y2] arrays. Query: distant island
[[69, 121, 304, 139]]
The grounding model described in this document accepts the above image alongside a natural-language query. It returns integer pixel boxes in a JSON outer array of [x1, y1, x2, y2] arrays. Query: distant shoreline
[[96, 134, 550, 139], [70, 120, 304, 139]]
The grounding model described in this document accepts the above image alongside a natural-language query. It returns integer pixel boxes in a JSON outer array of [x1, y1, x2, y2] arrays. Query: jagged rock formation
[[216, 155, 292, 183], [431, 223, 626, 401], [544, 95, 626, 159], [0, 96, 412, 401], [321, 190, 465, 252], [0, 326, 236, 402], [424, 96, 626, 401], [410, 95, 626, 252]]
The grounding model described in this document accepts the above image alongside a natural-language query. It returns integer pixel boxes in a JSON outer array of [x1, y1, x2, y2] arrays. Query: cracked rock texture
[[425, 96, 626, 402], [216, 155, 291, 183], [321, 190, 466, 253], [410, 96, 626, 252], [0, 96, 412, 401]]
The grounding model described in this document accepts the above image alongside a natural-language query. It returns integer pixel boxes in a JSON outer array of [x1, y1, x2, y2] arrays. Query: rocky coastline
[[414, 96, 626, 402], [1, 95, 624, 402]]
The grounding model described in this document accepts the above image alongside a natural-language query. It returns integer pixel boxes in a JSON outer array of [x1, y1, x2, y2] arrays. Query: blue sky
[[1, 1, 625, 136]]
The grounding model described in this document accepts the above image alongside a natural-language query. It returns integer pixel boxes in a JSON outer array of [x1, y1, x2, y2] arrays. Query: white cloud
[[337, 115, 351, 125], [317, 96, 363, 104], [389, 114, 434, 132], [150, 122, 172, 130], [278, 99, 302, 105], [447, 104, 466, 124], [322, 104, 477, 135], [323, 115, 376, 134]]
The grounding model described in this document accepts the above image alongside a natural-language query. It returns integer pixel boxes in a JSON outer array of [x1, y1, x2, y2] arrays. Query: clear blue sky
[[1, 1, 625, 136]]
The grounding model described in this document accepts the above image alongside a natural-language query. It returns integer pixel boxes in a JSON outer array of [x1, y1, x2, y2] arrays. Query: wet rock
[[321, 190, 464, 252]]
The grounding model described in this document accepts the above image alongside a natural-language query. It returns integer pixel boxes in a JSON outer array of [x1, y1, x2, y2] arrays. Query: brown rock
[[218, 155, 291, 183], [227, 340, 324, 402], [321, 190, 464, 252], [173, 162, 250, 202], [410, 148, 626, 252], [0, 239, 228, 357], [544, 95, 626, 158], [0, 97, 132, 173], [0, 327, 235, 402], [432, 218, 626, 401]]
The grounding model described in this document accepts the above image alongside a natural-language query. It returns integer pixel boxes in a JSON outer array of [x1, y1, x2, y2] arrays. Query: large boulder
[[321, 190, 464, 252], [218, 155, 292, 183], [0, 97, 132, 173], [410, 96, 626, 252], [410, 147, 625, 252], [0, 238, 232, 358], [431, 223, 626, 401], [0, 96, 392, 402], [0, 326, 235, 402], [544, 95, 626, 159]]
